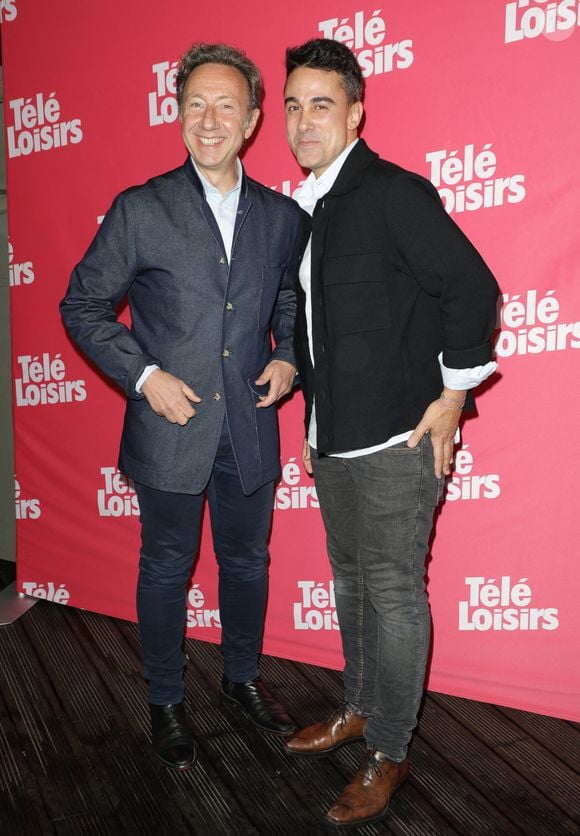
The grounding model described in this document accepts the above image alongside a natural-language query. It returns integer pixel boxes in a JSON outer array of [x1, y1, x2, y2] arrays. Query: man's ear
[[348, 101, 364, 131], [244, 108, 261, 140]]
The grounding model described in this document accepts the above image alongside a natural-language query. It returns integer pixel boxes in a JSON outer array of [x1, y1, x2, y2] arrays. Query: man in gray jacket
[[61, 43, 308, 770]]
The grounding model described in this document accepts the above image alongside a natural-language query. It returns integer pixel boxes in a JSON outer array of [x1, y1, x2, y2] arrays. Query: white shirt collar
[[190, 156, 242, 200], [294, 138, 359, 215]]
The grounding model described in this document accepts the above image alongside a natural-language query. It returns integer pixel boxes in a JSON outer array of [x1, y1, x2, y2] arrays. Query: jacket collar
[[325, 138, 379, 197]]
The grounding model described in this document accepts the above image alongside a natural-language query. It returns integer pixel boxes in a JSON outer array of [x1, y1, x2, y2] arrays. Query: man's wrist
[[136, 364, 160, 393], [440, 388, 467, 410]]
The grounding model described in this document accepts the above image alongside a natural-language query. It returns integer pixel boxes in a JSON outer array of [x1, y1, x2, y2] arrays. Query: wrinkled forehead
[[183, 63, 251, 103]]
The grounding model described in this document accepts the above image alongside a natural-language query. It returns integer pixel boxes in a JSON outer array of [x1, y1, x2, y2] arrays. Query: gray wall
[[0, 65, 16, 562]]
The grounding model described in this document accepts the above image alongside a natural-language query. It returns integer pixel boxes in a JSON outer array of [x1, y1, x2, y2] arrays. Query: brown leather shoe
[[325, 749, 409, 827], [285, 704, 366, 756]]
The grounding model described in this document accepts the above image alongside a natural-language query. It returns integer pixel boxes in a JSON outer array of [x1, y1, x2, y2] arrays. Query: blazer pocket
[[247, 369, 271, 405], [122, 399, 181, 470]]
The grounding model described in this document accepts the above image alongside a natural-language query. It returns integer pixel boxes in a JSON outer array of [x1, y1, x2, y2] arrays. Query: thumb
[[182, 383, 202, 403], [302, 438, 313, 475], [407, 425, 425, 449]]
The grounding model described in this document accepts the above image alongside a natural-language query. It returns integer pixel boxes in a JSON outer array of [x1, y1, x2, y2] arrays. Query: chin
[[296, 153, 319, 171]]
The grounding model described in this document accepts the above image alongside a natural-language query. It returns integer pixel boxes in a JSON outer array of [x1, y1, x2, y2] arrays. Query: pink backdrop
[[4, 0, 579, 720]]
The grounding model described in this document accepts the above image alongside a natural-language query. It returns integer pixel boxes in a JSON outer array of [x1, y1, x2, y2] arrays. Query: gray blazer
[[60, 159, 309, 495]]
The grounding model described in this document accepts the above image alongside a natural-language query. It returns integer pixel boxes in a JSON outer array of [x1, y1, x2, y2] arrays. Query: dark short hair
[[285, 38, 364, 105], [176, 43, 263, 114]]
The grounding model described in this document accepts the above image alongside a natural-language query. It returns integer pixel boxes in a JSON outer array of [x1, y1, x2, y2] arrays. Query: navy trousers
[[134, 419, 274, 705]]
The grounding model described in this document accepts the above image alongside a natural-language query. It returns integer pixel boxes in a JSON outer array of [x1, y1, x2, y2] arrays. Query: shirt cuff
[[135, 364, 159, 393], [438, 352, 498, 390]]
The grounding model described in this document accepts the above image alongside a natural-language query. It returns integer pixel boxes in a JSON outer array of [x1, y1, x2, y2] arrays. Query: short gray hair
[[176, 43, 263, 114]]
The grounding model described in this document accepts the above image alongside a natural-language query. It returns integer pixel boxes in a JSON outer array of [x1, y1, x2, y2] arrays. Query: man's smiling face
[[284, 66, 362, 178], [180, 62, 259, 191]]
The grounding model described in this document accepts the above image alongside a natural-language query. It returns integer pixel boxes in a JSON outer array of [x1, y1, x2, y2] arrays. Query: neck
[[191, 157, 241, 195], [204, 167, 238, 195]]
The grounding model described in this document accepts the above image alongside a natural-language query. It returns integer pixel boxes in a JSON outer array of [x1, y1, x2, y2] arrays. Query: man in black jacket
[[282, 39, 498, 828]]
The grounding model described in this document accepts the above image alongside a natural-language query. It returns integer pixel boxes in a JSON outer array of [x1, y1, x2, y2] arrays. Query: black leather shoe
[[221, 676, 297, 735], [149, 702, 197, 770]]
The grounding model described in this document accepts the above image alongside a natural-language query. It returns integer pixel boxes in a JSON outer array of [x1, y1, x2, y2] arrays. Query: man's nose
[[201, 106, 218, 130]]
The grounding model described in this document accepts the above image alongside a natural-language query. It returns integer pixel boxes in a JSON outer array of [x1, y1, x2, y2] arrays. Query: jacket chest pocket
[[322, 253, 390, 335]]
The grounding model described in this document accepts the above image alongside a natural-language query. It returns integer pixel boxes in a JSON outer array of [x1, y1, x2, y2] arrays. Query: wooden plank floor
[[0, 561, 578, 835]]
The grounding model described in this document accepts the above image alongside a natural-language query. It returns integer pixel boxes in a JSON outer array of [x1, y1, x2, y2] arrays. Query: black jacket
[[294, 140, 499, 454]]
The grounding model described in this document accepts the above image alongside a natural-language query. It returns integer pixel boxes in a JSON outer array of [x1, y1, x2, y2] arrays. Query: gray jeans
[[312, 434, 443, 762]]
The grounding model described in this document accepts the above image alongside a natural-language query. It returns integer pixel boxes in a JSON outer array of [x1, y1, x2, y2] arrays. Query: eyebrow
[[185, 93, 236, 102], [284, 96, 336, 105]]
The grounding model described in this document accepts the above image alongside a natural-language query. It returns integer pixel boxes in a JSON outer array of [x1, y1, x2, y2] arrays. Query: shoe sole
[[285, 735, 366, 758], [323, 775, 408, 828], [152, 750, 198, 771], [220, 690, 297, 736]]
